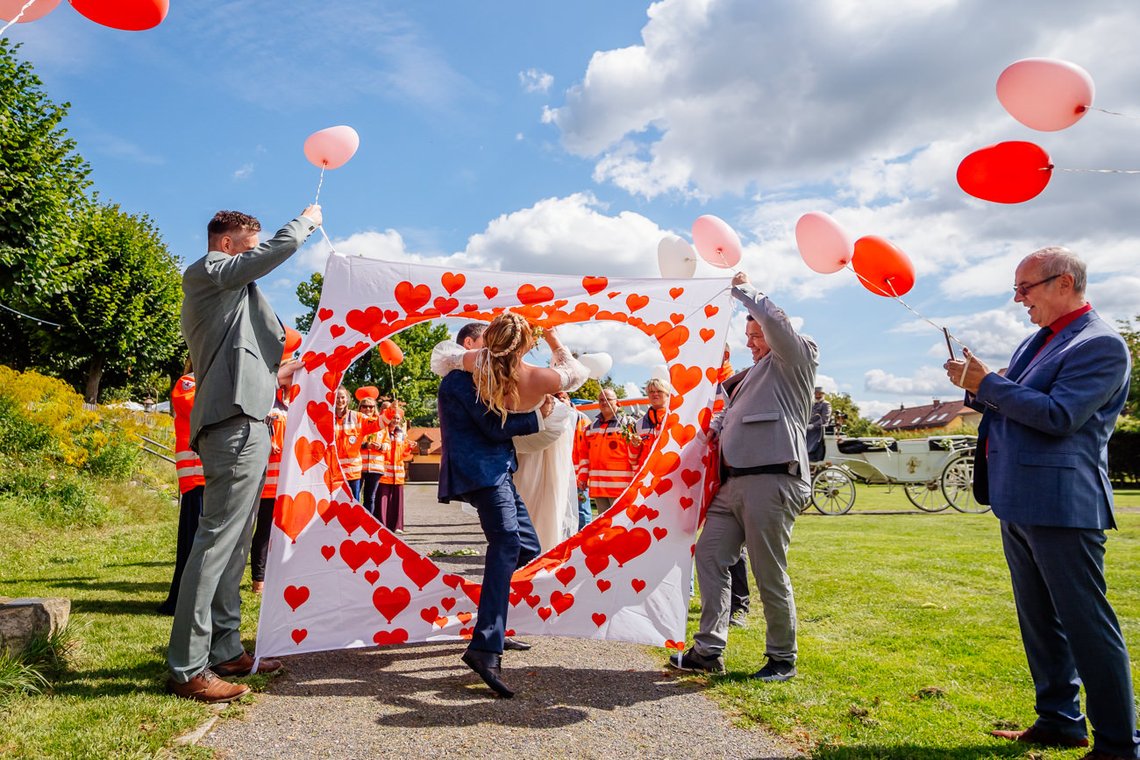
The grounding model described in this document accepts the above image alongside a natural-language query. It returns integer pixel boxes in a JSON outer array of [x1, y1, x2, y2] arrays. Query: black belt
[[724, 462, 796, 478]]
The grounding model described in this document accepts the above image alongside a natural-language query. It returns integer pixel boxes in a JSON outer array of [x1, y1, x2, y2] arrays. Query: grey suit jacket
[[181, 215, 317, 447], [716, 284, 819, 485]]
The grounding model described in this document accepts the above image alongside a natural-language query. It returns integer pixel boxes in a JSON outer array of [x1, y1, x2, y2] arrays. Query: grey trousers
[[694, 473, 807, 662], [168, 416, 269, 682]]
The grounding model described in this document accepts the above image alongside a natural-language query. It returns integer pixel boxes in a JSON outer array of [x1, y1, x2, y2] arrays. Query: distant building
[[875, 399, 981, 433], [405, 427, 442, 482]]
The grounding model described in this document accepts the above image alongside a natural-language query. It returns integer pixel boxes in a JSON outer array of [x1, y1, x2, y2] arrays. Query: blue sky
[[7, 0, 1140, 420]]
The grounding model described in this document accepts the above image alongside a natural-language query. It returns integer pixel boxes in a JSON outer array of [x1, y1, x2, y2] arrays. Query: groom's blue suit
[[438, 370, 542, 654], [968, 309, 1137, 758]]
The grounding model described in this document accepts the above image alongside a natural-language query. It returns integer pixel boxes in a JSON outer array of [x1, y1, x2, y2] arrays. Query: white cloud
[[233, 163, 254, 181], [864, 366, 959, 397], [519, 68, 554, 94]]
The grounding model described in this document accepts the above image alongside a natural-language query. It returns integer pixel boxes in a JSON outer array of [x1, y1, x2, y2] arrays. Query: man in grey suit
[[167, 205, 321, 703], [670, 271, 817, 681], [946, 248, 1136, 760]]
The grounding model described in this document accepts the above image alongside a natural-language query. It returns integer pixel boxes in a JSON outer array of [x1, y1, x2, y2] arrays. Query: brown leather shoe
[[212, 650, 283, 677], [992, 724, 1089, 748], [166, 669, 249, 704]]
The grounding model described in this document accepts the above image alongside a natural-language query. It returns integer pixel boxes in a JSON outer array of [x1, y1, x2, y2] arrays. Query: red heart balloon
[[851, 236, 916, 298], [69, 0, 168, 30], [957, 141, 1053, 204]]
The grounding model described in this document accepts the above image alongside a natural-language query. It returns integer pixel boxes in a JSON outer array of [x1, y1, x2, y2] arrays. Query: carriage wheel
[[903, 480, 951, 512], [941, 453, 990, 514], [811, 467, 855, 515]]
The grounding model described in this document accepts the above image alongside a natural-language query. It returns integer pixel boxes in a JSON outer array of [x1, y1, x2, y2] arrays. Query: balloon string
[[1053, 167, 1140, 174], [313, 165, 326, 205], [1088, 106, 1139, 119], [0, 0, 38, 35], [0, 299, 62, 328], [844, 264, 967, 350]]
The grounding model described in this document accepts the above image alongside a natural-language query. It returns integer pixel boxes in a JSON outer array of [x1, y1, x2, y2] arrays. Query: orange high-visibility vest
[[171, 374, 204, 494], [361, 422, 389, 474], [572, 411, 590, 488], [335, 410, 383, 480], [635, 408, 666, 469], [582, 415, 638, 499], [380, 430, 415, 485], [261, 412, 287, 500]]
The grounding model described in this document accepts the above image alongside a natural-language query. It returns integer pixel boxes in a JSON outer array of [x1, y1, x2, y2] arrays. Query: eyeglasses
[[359, 404, 376, 410], [1012, 274, 1060, 297]]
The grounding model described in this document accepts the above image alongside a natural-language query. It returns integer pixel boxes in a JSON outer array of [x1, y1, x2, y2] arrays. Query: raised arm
[[731, 273, 817, 368], [204, 209, 320, 290]]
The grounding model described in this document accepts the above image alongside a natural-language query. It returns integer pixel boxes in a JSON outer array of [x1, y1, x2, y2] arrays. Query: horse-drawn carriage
[[809, 433, 983, 515]]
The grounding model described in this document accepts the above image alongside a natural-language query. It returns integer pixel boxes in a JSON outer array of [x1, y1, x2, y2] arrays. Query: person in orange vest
[[158, 365, 205, 616], [634, 377, 674, 470], [377, 404, 414, 533], [357, 387, 388, 519], [334, 385, 383, 502], [578, 387, 639, 512], [561, 391, 593, 530], [249, 399, 286, 594], [249, 327, 301, 594]]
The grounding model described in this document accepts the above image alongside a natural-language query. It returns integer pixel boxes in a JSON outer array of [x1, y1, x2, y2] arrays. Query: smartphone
[[943, 328, 956, 360]]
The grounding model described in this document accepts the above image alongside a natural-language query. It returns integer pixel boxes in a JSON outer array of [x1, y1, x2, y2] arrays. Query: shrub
[[84, 438, 139, 479]]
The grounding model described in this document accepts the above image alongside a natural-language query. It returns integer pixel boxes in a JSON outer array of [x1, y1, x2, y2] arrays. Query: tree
[[345, 321, 452, 425], [827, 392, 884, 437], [1117, 315, 1140, 418], [0, 39, 92, 371], [295, 272, 323, 333], [39, 201, 184, 403]]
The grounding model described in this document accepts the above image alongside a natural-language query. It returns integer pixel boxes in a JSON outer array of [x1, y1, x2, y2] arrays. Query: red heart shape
[[483, 286, 498, 299], [318, 307, 334, 321], [581, 276, 607, 295], [680, 496, 695, 509], [550, 591, 574, 615], [346, 307, 389, 342], [372, 585, 411, 622], [682, 469, 702, 488], [441, 272, 466, 295], [274, 492, 315, 543], [394, 280, 432, 313], [700, 328, 715, 342], [291, 628, 308, 644], [657, 326, 689, 362], [611, 528, 652, 567], [441, 597, 456, 611], [631, 578, 646, 593], [321, 545, 336, 560], [664, 639, 686, 651], [517, 284, 555, 305], [340, 540, 371, 572], [399, 548, 440, 590], [596, 579, 611, 592], [294, 437, 326, 474], [372, 628, 409, 646], [704, 304, 719, 318], [555, 566, 576, 586], [306, 400, 335, 442], [669, 364, 702, 396], [318, 499, 340, 525], [364, 569, 380, 585], [592, 612, 607, 627], [653, 527, 668, 541], [626, 293, 649, 312], [537, 606, 553, 621], [460, 627, 473, 639], [283, 584, 310, 611], [433, 296, 458, 314], [669, 287, 684, 300], [419, 606, 440, 624], [330, 324, 345, 339], [457, 611, 473, 624]]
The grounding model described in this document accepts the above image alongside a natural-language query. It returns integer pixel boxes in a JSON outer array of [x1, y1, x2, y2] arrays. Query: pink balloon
[[0, 0, 61, 22], [996, 58, 1094, 132], [303, 125, 360, 170], [795, 211, 854, 274], [691, 215, 742, 269]]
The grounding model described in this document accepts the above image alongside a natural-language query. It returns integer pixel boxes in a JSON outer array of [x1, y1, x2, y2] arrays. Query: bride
[[432, 313, 588, 551]]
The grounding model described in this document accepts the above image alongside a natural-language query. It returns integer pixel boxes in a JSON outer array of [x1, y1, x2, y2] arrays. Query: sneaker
[[729, 609, 748, 628], [668, 647, 726, 674], [752, 657, 796, 682]]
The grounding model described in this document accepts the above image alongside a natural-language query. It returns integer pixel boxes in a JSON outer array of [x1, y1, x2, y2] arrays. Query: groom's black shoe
[[461, 648, 515, 698], [503, 637, 532, 651]]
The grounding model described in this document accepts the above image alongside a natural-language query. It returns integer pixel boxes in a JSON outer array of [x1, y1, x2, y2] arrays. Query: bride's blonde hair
[[474, 312, 536, 423]]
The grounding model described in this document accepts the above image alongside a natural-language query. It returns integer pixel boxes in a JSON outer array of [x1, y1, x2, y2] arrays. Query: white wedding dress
[[430, 341, 589, 551]]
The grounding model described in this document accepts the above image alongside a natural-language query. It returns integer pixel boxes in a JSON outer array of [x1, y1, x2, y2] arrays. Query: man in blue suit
[[437, 367, 553, 698], [946, 247, 1136, 760]]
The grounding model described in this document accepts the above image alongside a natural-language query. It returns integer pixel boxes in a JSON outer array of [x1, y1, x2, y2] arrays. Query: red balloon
[[68, 0, 168, 31], [378, 339, 404, 366], [851, 236, 915, 298], [354, 386, 379, 401], [957, 141, 1053, 204]]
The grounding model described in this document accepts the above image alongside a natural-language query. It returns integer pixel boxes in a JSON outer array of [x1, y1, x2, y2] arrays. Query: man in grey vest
[[670, 271, 817, 681], [167, 205, 321, 703]]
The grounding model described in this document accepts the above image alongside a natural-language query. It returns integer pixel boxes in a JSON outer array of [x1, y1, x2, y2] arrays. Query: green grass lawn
[[0, 465, 270, 760], [682, 486, 1140, 758]]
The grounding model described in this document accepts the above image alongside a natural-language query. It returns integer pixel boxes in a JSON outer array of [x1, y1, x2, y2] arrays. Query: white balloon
[[657, 236, 697, 279], [579, 352, 614, 379]]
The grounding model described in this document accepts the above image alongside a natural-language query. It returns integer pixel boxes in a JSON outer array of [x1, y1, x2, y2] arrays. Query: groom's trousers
[[464, 478, 541, 654]]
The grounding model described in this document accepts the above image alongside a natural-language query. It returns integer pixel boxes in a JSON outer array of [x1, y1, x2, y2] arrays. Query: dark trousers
[[730, 552, 750, 614], [1001, 520, 1139, 758], [346, 477, 362, 502], [249, 497, 274, 582], [463, 478, 541, 654], [362, 472, 382, 518], [378, 482, 405, 532], [159, 486, 203, 614]]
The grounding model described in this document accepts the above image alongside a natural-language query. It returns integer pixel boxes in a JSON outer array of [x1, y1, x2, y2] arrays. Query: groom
[[438, 360, 553, 698]]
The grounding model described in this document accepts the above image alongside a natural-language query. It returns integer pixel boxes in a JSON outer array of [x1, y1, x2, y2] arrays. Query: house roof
[[405, 427, 443, 455], [875, 400, 973, 431]]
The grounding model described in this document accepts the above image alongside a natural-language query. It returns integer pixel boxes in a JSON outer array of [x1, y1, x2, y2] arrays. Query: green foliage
[[0, 40, 91, 373], [826, 392, 884, 437], [574, 376, 627, 401], [0, 653, 48, 703], [348, 321, 452, 425], [1118, 314, 1140, 417], [295, 271, 324, 333], [84, 438, 139, 479], [0, 395, 52, 455]]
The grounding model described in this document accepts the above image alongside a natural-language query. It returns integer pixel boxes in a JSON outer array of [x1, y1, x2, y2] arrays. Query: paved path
[[202, 485, 797, 760]]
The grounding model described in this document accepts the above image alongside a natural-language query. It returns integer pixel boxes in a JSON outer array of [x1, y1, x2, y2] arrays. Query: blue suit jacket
[[437, 370, 541, 502], [969, 310, 1130, 529]]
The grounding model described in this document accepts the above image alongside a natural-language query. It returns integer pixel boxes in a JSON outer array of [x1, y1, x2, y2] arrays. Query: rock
[[0, 597, 70, 654]]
